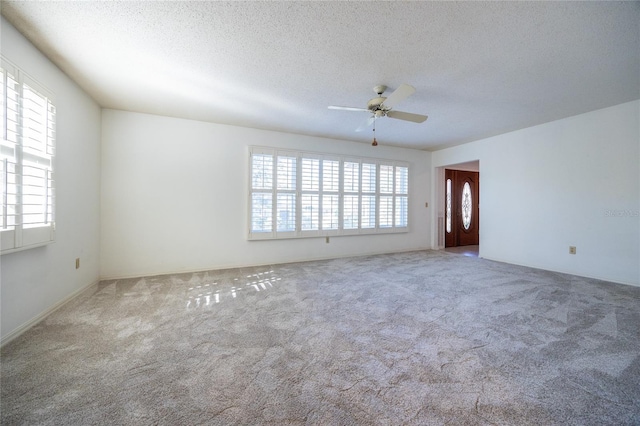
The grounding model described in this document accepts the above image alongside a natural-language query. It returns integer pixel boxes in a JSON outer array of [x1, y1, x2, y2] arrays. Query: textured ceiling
[[2, 1, 639, 150]]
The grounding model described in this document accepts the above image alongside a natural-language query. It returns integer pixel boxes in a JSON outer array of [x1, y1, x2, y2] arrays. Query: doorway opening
[[445, 168, 479, 247], [435, 160, 480, 256]]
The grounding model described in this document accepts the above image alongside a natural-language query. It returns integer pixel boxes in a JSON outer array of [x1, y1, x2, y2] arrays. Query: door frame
[[433, 160, 480, 251], [445, 169, 479, 247]]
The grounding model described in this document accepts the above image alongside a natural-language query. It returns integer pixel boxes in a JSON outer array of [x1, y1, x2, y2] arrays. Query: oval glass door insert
[[462, 182, 472, 230]]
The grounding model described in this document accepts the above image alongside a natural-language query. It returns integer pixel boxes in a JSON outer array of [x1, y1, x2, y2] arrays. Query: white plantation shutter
[[1, 58, 56, 254], [1, 67, 18, 233], [395, 196, 408, 227], [277, 156, 296, 191], [362, 163, 376, 193], [361, 196, 376, 229], [248, 147, 409, 240], [361, 163, 376, 229], [250, 152, 274, 235], [379, 196, 393, 228], [251, 192, 272, 233], [22, 81, 54, 229], [322, 194, 339, 230], [301, 156, 320, 233], [343, 195, 359, 230], [301, 193, 319, 231], [321, 159, 339, 231], [251, 153, 273, 190], [343, 161, 360, 230], [395, 166, 409, 228], [276, 156, 296, 233], [301, 157, 319, 191], [322, 160, 339, 192], [379, 165, 394, 194], [277, 193, 295, 232], [343, 162, 359, 192], [379, 164, 394, 228], [396, 166, 408, 195]]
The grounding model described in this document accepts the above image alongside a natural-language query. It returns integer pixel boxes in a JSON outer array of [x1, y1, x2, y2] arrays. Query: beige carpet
[[2, 250, 639, 425]]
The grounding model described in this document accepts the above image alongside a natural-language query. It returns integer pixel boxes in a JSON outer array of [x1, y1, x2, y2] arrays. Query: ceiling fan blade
[[386, 110, 428, 123], [355, 116, 375, 132], [381, 83, 416, 108], [328, 105, 369, 112]]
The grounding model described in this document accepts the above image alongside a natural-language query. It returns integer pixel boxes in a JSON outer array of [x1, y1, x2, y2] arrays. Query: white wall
[[0, 18, 102, 342], [101, 110, 432, 279], [432, 100, 640, 286]]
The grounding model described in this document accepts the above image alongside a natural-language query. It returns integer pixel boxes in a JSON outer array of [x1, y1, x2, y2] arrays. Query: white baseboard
[[1, 279, 100, 348], [99, 246, 435, 281], [479, 256, 639, 288]]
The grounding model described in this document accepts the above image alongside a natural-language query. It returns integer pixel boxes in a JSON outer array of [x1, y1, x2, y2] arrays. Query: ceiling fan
[[328, 84, 428, 134]]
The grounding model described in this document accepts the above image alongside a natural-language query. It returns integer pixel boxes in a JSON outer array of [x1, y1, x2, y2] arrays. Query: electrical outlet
[[569, 246, 576, 255], [75, 258, 80, 269], [425, 202, 429, 208], [326, 237, 330, 244]]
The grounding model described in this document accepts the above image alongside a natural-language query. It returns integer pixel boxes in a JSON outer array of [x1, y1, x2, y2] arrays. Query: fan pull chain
[[372, 118, 378, 146]]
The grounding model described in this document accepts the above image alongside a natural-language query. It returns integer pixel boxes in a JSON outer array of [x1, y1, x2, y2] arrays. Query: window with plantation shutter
[[1, 57, 56, 254], [248, 147, 409, 240]]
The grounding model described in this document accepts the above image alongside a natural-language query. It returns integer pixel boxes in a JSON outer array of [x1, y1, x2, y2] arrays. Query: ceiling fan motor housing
[[367, 97, 387, 112]]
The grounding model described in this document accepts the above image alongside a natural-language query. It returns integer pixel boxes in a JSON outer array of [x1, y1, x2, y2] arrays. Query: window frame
[[248, 146, 410, 241], [1, 57, 56, 255]]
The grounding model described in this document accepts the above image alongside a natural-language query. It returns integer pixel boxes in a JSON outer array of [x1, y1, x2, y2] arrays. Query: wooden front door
[[445, 169, 479, 247]]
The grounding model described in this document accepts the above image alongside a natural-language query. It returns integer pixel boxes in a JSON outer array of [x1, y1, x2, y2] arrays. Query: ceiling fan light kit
[[328, 83, 428, 146]]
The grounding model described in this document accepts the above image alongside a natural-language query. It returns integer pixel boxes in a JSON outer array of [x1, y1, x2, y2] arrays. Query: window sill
[[1, 226, 55, 255]]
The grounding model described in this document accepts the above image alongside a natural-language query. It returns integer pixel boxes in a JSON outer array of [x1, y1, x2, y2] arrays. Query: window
[[249, 147, 409, 240], [1, 57, 56, 254]]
